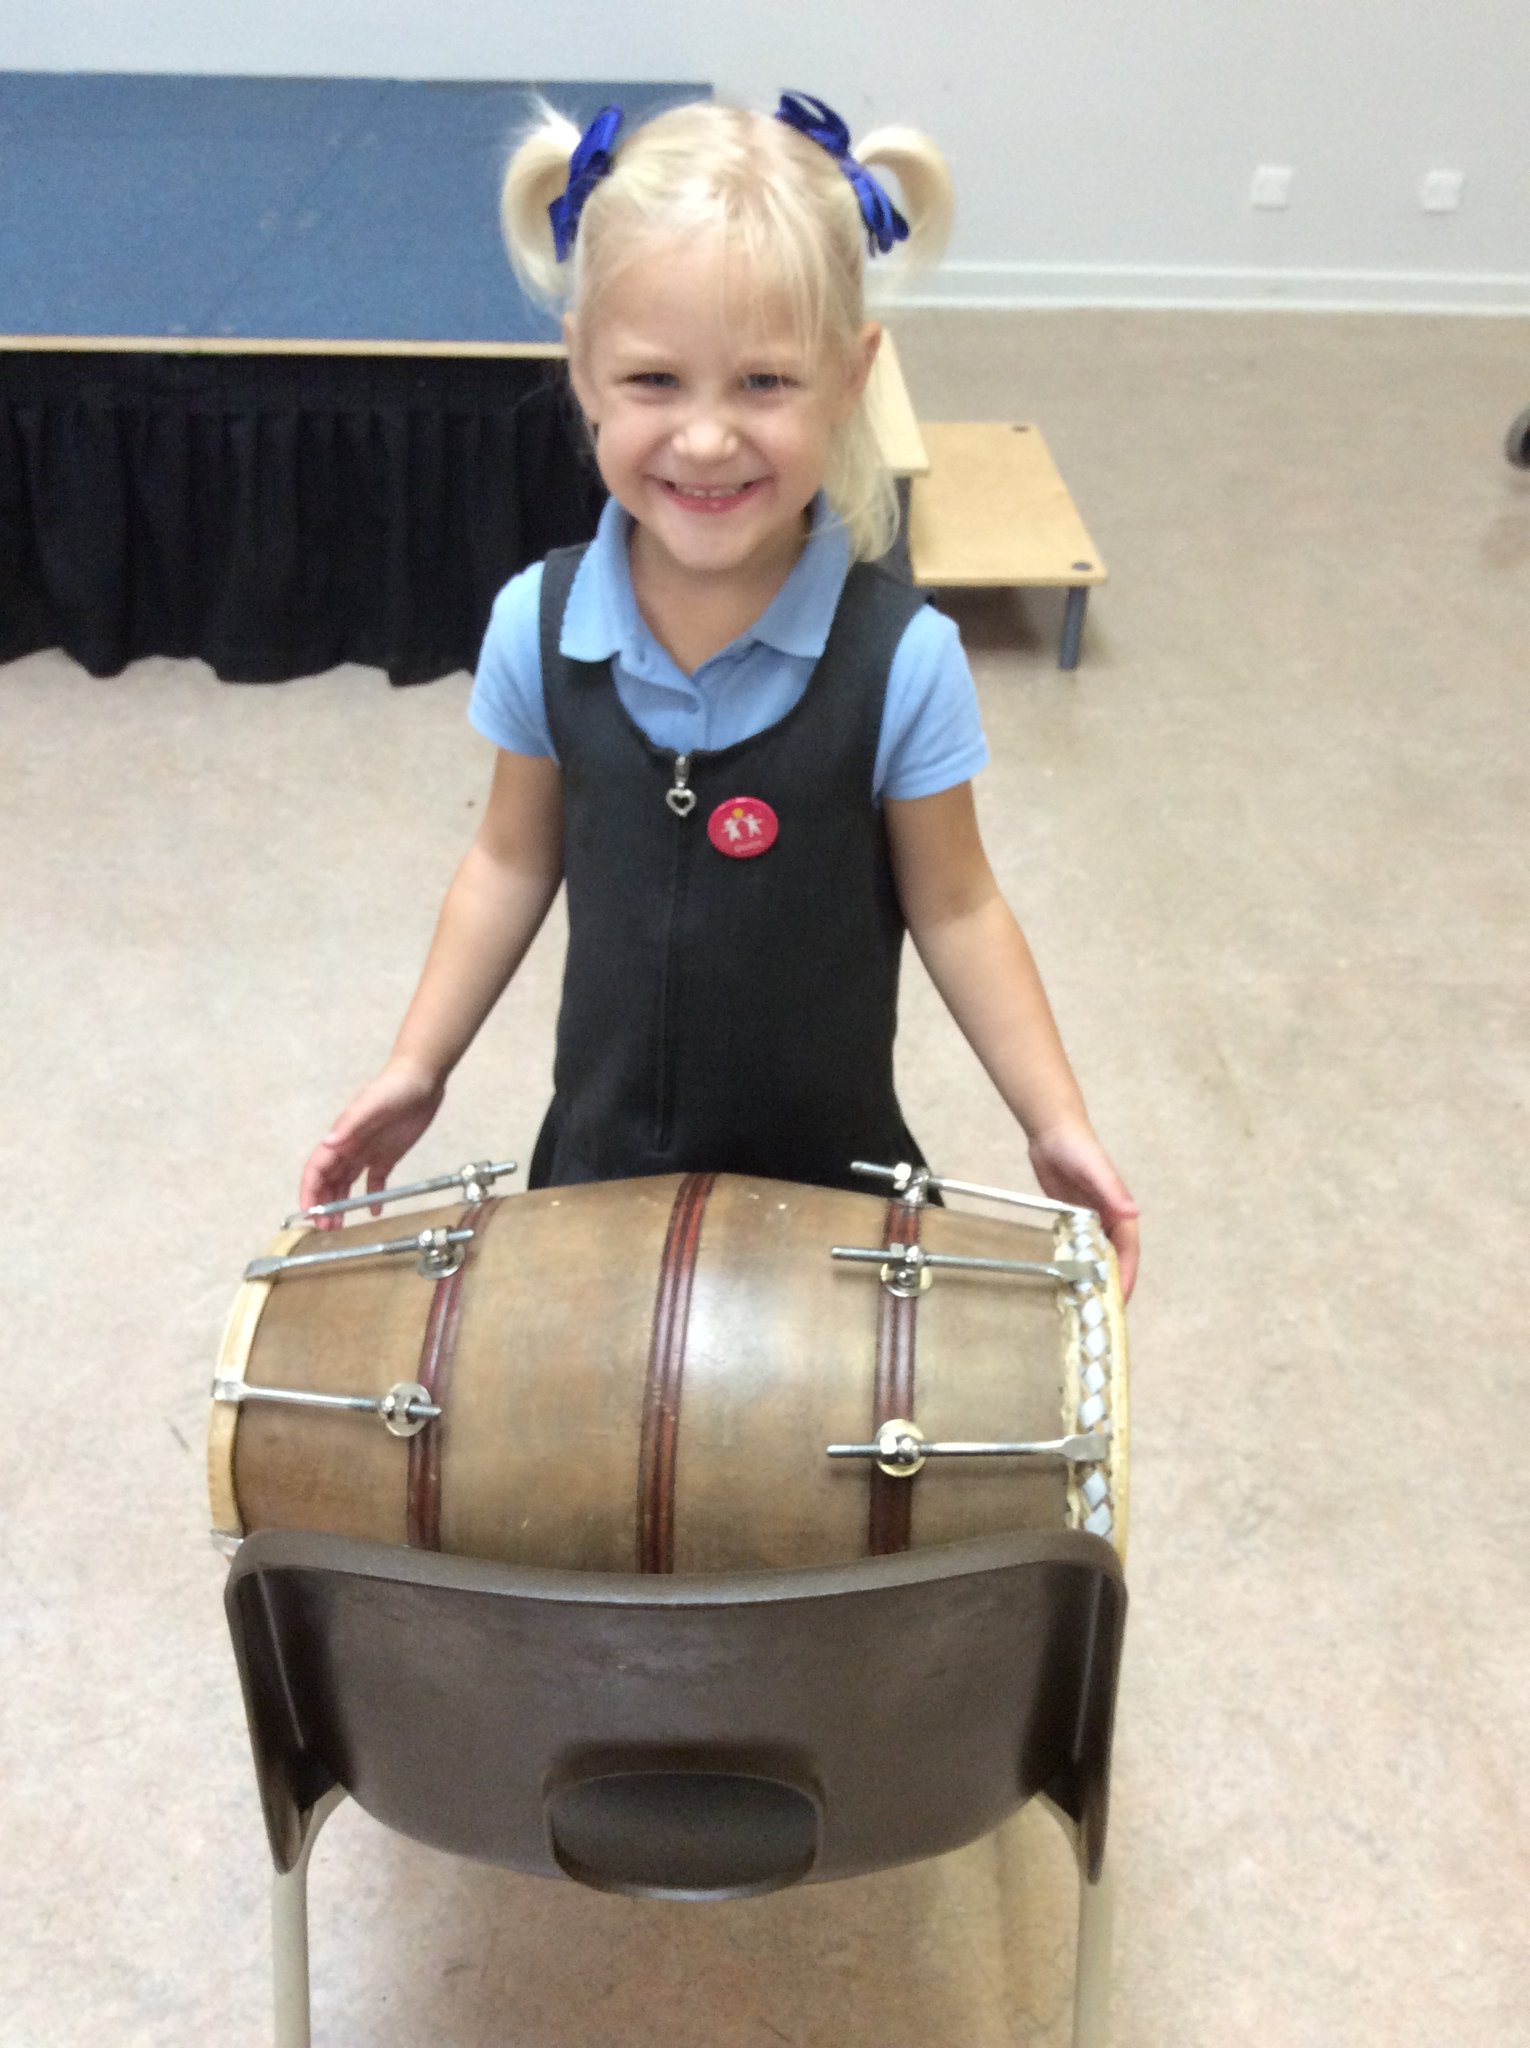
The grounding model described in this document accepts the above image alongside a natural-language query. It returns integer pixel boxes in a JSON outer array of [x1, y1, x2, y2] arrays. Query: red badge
[[707, 795, 779, 859]]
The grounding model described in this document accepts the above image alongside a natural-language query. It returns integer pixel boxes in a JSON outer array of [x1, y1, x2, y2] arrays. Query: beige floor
[[2, 309, 1527, 2047]]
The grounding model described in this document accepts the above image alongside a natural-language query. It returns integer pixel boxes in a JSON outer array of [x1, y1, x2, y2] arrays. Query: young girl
[[300, 92, 1139, 1294]]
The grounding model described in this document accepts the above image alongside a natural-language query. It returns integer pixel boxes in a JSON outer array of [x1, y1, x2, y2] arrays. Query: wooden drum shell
[[210, 1173, 1127, 1572]]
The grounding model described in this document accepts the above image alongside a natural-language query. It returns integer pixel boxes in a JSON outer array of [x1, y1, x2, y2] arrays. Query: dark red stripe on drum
[[638, 1172, 716, 1574], [407, 1199, 493, 1550], [869, 1197, 922, 1555]]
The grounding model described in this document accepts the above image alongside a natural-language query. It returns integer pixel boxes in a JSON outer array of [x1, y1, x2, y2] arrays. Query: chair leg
[[272, 1785, 347, 2048], [1071, 1852, 1115, 2048]]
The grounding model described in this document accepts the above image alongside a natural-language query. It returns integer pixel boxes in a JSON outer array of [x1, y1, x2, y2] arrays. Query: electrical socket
[[1420, 169, 1464, 212], [1250, 165, 1293, 209]]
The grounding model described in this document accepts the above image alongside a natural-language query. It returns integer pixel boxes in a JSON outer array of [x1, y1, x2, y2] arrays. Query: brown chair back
[[225, 1525, 1125, 1901]]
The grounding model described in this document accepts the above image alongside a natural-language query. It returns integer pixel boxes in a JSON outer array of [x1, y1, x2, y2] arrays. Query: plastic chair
[[224, 1525, 1127, 2047]]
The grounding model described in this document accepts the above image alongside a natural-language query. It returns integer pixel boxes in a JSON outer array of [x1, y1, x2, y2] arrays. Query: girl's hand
[[1028, 1122, 1140, 1299], [297, 1060, 446, 1229]]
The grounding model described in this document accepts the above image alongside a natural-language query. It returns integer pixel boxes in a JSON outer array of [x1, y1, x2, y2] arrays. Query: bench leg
[[1060, 588, 1088, 670]]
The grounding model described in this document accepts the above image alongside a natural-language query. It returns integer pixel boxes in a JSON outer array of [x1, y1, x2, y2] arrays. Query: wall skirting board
[[903, 265, 1530, 315]]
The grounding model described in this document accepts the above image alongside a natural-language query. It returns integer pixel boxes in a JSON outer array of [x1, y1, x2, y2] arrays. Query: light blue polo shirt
[[469, 495, 988, 801]]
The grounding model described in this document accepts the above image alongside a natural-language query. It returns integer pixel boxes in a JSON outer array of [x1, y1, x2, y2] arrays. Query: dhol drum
[[209, 1158, 1128, 1572]]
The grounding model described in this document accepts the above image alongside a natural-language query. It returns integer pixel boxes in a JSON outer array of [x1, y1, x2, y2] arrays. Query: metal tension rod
[[286, 1158, 517, 1226], [851, 1159, 1093, 1222], [246, 1226, 474, 1282], [210, 1377, 440, 1439], [827, 1418, 1109, 1478], [830, 1243, 1099, 1288]]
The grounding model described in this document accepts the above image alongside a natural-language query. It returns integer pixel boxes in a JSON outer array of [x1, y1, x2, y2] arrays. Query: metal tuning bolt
[[414, 1226, 469, 1278], [826, 1422, 1110, 1476], [376, 1381, 439, 1438], [456, 1159, 502, 1205], [884, 1244, 931, 1297], [873, 1419, 928, 1476], [210, 1377, 441, 1438], [245, 1225, 475, 1282], [285, 1158, 517, 1227], [852, 1159, 929, 1208], [861, 1242, 928, 1297]]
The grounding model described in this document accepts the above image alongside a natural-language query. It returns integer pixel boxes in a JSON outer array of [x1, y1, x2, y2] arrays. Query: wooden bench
[[906, 421, 1107, 669], [864, 332, 931, 483]]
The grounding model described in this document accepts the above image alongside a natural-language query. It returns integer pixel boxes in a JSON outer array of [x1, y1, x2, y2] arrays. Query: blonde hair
[[500, 99, 952, 561]]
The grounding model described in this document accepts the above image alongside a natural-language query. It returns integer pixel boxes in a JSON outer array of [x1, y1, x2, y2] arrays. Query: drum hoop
[[1102, 1242, 1130, 1563], [207, 1225, 308, 1547], [1055, 1215, 1129, 1563]]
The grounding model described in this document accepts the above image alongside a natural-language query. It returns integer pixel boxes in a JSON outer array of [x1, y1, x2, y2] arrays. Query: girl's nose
[[674, 405, 738, 463]]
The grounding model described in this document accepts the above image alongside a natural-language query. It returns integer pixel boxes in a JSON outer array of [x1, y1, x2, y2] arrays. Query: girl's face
[[566, 237, 878, 596]]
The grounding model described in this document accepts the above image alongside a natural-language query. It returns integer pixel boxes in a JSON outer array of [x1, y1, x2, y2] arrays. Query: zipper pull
[[665, 754, 697, 817]]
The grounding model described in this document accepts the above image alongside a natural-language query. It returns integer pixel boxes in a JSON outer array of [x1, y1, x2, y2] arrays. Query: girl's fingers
[[1090, 1184, 1140, 1299], [300, 1067, 443, 1227], [1108, 1213, 1140, 1300], [297, 1153, 336, 1222], [300, 1130, 368, 1228], [1031, 1135, 1140, 1298]]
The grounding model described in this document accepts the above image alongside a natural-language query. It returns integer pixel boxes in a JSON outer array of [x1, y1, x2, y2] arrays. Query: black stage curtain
[[0, 351, 607, 684]]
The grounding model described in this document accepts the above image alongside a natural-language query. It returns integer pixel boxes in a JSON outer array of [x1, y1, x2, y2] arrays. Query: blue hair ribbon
[[548, 104, 624, 262], [774, 90, 910, 256]]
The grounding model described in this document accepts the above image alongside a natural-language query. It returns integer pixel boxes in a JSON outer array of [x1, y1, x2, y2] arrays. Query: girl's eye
[[628, 372, 677, 389], [744, 373, 790, 393]]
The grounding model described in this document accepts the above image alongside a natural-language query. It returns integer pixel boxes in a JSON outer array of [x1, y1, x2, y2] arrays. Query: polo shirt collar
[[561, 494, 851, 666]]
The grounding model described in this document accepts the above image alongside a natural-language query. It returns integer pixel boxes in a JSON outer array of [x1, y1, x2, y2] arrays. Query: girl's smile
[[659, 478, 768, 510]]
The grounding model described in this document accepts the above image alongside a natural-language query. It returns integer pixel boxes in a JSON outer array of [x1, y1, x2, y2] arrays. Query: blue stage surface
[[0, 73, 704, 347]]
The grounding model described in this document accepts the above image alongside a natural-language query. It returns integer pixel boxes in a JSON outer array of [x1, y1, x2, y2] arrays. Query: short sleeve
[[874, 603, 989, 801], [467, 562, 557, 760]]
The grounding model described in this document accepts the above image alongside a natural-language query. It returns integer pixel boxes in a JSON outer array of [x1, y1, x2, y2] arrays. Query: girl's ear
[[564, 314, 598, 424], [839, 321, 883, 419]]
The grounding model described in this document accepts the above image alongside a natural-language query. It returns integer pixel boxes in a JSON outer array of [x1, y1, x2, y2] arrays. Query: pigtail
[[853, 126, 954, 277], [499, 103, 584, 304]]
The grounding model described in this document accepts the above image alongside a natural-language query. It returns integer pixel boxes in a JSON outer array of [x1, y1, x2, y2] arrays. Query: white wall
[[5, 0, 1527, 310]]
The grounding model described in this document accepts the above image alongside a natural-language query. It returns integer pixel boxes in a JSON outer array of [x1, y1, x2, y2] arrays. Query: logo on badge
[[707, 796, 779, 859]]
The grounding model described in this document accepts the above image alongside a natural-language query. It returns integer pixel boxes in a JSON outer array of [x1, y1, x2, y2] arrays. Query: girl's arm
[[298, 749, 564, 1221], [886, 782, 1140, 1295]]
